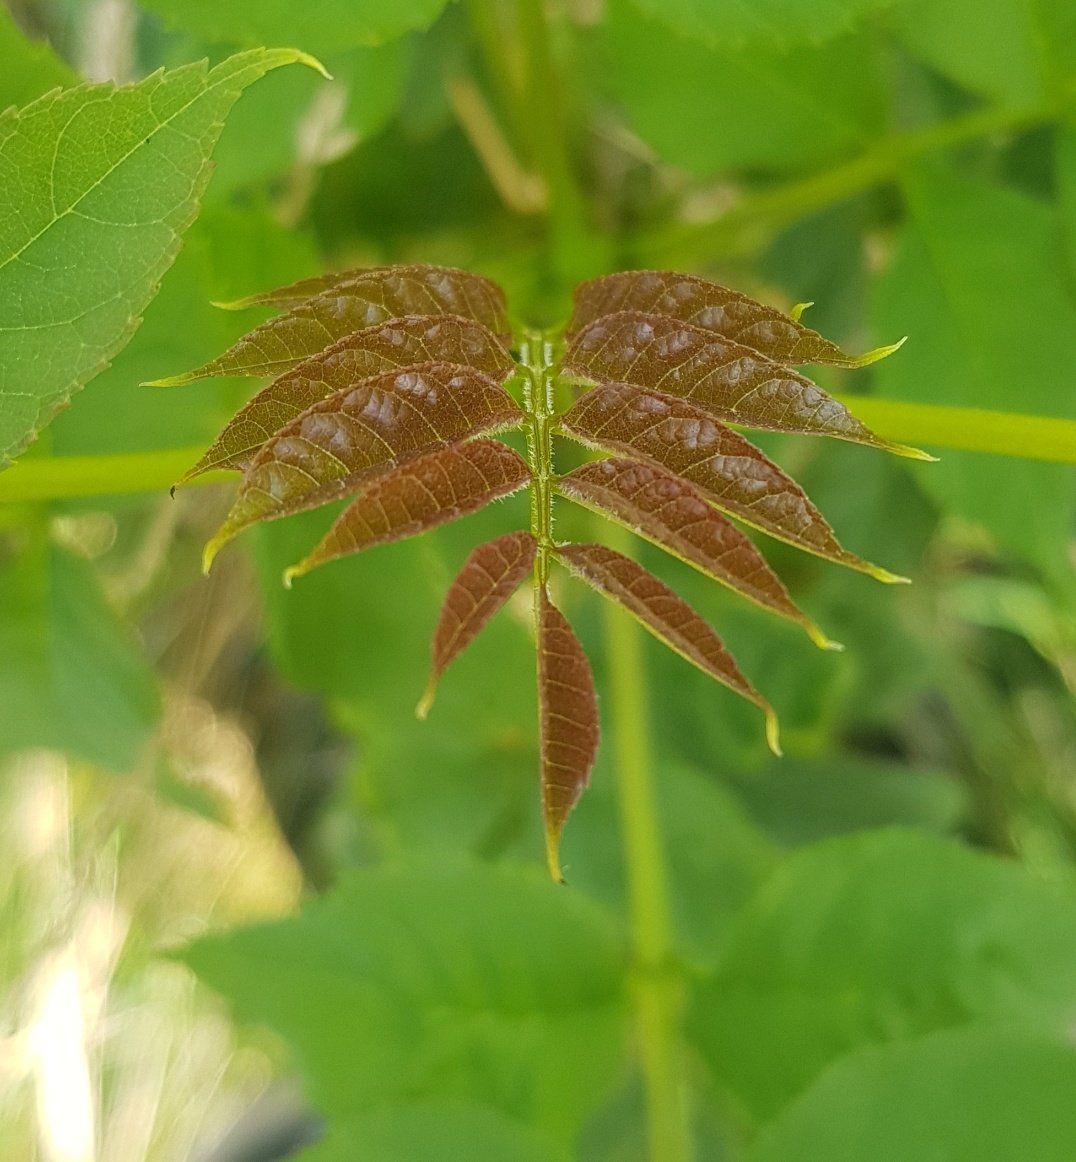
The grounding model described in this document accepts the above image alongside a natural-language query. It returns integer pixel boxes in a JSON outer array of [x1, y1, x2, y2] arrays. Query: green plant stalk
[[600, 518, 692, 1162], [520, 329, 556, 585]]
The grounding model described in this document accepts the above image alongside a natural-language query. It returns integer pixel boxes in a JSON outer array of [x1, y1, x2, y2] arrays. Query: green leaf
[[751, 1028, 1076, 1162], [183, 859, 627, 1144], [871, 164, 1076, 580], [0, 539, 158, 769], [690, 828, 1076, 1125], [625, 0, 900, 46], [0, 48, 324, 468], [0, 8, 74, 111], [604, 2, 886, 174], [137, 0, 450, 54]]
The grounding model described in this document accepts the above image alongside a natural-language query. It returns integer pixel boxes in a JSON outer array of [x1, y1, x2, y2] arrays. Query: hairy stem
[[519, 330, 557, 585], [600, 519, 692, 1162]]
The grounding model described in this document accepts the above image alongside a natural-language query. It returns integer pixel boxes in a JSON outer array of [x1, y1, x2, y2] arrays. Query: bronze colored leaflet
[[203, 363, 524, 572], [556, 543, 779, 754], [284, 439, 532, 584], [556, 458, 837, 648], [537, 585, 599, 884], [176, 316, 515, 483], [417, 531, 537, 720], [568, 271, 904, 368], [560, 384, 906, 582], [565, 311, 930, 459], [147, 266, 512, 385]]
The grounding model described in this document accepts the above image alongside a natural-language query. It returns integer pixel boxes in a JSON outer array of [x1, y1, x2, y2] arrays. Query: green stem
[[519, 330, 557, 584], [600, 519, 692, 1162]]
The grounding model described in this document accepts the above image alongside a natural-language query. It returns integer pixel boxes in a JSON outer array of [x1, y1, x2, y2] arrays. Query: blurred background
[[1, 0, 1075, 1159]]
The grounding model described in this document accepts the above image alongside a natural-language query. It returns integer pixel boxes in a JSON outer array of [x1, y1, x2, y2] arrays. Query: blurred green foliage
[[1, 0, 1075, 1159]]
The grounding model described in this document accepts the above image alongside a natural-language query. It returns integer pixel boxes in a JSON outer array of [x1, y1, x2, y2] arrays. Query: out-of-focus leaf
[[184, 859, 627, 1144], [175, 315, 515, 481], [871, 165, 1076, 580], [751, 1028, 1076, 1162], [285, 439, 531, 582], [690, 828, 1076, 1125], [537, 587, 600, 884], [0, 8, 74, 111], [303, 1102, 569, 1162], [557, 458, 835, 647], [203, 364, 524, 568], [561, 385, 904, 582], [138, 0, 450, 54], [557, 543, 779, 752], [569, 272, 902, 367], [605, 2, 886, 173], [149, 265, 511, 385], [626, 0, 900, 47], [565, 311, 926, 458], [0, 540, 158, 769], [0, 48, 323, 468], [418, 531, 537, 719]]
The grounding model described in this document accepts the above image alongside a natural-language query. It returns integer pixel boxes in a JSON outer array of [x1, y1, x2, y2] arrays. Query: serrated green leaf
[[690, 828, 1076, 1125], [751, 1028, 1076, 1162], [0, 48, 323, 468], [183, 859, 627, 1142], [0, 8, 74, 111]]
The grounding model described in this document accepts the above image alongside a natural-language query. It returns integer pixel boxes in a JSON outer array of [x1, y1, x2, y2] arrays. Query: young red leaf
[[203, 364, 524, 572], [147, 265, 512, 385], [555, 543, 779, 755], [175, 315, 516, 483], [537, 585, 600, 884], [568, 271, 904, 368], [284, 439, 532, 585], [213, 265, 394, 309], [565, 311, 930, 460], [560, 384, 906, 583], [556, 458, 838, 649], [416, 531, 537, 720]]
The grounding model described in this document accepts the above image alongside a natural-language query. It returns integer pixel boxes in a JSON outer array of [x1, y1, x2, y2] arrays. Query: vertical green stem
[[519, 330, 556, 585], [601, 520, 693, 1162]]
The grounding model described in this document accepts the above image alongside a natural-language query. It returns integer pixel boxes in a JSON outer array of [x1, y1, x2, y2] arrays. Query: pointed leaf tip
[[790, 301, 814, 321], [766, 710, 782, 757], [846, 335, 908, 369]]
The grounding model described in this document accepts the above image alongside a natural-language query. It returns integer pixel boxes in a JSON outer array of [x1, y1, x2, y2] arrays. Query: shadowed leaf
[[564, 311, 929, 459], [556, 458, 837, 648], [204, 363, 524, 571], [175, 315, 515, 482], [568, 271, 903, 368], [556, 543, 779, 755], [417, 531, 537, 720], [148, 265, 512, 385], [285, 439, 531, 583], [560, 384, 905, 583], [537, 586, 600, 884]]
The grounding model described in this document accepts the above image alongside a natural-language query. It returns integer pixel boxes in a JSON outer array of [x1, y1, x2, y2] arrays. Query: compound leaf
[[418, 531, 537, 720], [556, 542, 779, 754], [204, 363, 524, 570], [565, 311, 928, 459], [149, 265, 511, 385], [175, 315, 515, 481], [560, 384, 904, 582], [0, 48, 323, 468], [556, 458, 836, 648], [285, 439, 531, 583], [537, 587, 600, 884], [568, 272, 903, 368]]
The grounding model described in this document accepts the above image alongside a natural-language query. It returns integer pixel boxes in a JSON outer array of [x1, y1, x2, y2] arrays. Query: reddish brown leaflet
[[158, 264, 917, 878]]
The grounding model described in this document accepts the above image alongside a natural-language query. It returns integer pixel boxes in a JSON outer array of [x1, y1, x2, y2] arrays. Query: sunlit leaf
[[537, 586, 600, 884], [568, 271, 903, 368], [203, 363, 524, 570], [285, 439, 531, 583], [560, 384, 905, 582], [564, 311, 929, 459], [417, 531, 537, 720], [556, 543, 779, 754], [175, 314, 515, 481], [556, 458, 837, 648], [148, 265, 512, 385]]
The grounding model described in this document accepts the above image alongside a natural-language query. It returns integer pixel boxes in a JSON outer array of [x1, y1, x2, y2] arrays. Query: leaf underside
[[163, 263, 917, 877]]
